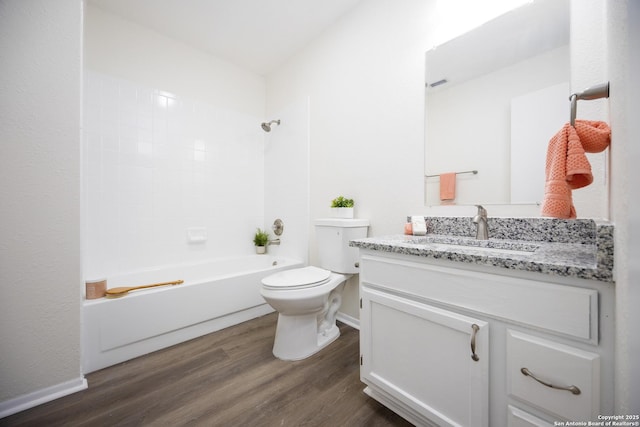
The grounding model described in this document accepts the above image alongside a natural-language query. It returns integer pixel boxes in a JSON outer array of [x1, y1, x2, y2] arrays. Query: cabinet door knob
[[520, 367, 581, 395], [470, 324, 480, 361]]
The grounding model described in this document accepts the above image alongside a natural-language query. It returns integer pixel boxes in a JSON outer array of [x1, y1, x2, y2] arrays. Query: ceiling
[[87, 0, 363, 75]]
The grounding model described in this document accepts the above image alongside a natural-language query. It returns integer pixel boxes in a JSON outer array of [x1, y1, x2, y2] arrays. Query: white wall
[[605, 0, 640, 414], [569, 0, 610, 220], [570, 0, 640, 413], [82, 71, 266, 276], [267, 0, 437, 241], [624, 0, 640, 412], [266, 0, 439, 319], [263, 98, 311, 263], [84, 5, 264, 117], [83, 6, 269, 277], [0, 0, 85, 415]]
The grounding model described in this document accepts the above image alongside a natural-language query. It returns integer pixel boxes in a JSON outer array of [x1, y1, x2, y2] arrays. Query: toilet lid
[[262, 266, 331, 290]]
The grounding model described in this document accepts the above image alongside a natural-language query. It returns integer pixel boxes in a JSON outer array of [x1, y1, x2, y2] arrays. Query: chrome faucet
[[268, 238, 281, 246], [472, 205, 489, 240]]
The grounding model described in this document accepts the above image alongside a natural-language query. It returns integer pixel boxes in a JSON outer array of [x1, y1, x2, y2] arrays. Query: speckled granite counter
[[350, 217, 614, 282]]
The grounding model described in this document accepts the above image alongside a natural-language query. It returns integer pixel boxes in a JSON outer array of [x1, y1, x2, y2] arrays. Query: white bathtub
[[82, 255, 303, 373]]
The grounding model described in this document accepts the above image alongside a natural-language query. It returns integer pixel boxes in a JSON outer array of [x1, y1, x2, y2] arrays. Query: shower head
[[261, 119, 280, 132]]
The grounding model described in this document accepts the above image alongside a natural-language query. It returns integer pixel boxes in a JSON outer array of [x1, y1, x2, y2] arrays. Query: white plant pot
[[256, 246, 266, 254], [330, 207, 354, 218]]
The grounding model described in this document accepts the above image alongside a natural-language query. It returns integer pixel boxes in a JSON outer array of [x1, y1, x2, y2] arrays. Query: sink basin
[[415, 236, 540, 256]]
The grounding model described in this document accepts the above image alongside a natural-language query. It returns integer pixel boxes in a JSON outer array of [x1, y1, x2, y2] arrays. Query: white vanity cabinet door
[[360, 286, 489, 427]]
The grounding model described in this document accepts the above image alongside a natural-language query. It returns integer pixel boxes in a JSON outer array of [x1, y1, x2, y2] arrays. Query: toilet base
[[272, 313, 340, 361]]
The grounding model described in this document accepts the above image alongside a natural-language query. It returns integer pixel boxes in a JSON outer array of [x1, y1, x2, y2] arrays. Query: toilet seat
[[262, 266, 331, 290]]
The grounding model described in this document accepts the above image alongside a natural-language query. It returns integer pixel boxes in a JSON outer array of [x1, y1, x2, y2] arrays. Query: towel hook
[[569, 82, 610, 126]]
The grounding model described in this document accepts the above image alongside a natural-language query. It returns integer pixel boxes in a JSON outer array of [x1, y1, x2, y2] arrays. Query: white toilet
[[260, 218, 369, 360]]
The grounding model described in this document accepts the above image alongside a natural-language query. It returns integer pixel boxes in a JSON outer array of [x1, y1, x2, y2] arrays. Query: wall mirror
[[424, 0, 570, 207]]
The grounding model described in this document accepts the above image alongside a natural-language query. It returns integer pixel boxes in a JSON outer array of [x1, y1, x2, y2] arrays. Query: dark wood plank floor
[[2, 313, 413, 427]]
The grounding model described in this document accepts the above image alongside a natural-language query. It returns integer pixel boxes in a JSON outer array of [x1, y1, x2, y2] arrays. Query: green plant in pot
[[330, 196, 354, 218], [253, 228, 270, 254]]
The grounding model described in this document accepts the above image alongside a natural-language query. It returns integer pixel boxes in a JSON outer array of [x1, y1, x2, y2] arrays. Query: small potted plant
[[253, 228, 270, 254], [330, 196, 354, 218]]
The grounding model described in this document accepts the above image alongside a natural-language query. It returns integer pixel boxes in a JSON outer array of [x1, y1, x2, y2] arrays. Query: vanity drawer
[[360, 254, 598, 342], [507, 405, 553, 427], [507, 330, 600, 421]]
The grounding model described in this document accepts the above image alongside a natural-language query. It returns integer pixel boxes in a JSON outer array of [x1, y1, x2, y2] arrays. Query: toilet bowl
[[260, 218, 369, 360], [261, 266, 349, 360]]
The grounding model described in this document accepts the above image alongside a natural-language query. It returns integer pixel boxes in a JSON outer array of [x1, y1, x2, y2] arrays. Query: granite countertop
[[349, 217, 614, 283]]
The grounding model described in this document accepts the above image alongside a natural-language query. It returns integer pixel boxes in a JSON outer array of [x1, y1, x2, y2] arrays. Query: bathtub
[[82, 255, 303, 373]]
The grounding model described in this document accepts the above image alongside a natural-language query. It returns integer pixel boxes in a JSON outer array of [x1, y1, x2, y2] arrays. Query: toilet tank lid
[[315, 218, 370, 227]]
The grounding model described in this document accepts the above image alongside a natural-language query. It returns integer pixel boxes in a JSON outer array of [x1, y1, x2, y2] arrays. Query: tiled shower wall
[[83, 71, 265, 278]]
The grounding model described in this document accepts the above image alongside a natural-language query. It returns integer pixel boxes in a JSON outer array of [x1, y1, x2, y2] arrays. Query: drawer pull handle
[[520, 367, 581, 395], [470, 324, 480, 361]]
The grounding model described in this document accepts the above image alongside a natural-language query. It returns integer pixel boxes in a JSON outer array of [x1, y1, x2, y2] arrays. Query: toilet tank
[[315, 218, 369, 274]]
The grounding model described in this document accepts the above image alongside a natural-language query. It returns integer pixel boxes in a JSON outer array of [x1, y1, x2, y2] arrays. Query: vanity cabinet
[[360, 286, 489, 427], [358, 251, 614, 427]]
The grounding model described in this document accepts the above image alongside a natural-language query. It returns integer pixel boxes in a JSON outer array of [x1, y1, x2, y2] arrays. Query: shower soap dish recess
[[105, 280, 184, 298]]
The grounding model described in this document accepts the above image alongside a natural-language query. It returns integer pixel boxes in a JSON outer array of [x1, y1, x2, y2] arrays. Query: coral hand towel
[[575, 120, 611, 153], [440, 172, 456, 201], [541, 120, 610, 218]]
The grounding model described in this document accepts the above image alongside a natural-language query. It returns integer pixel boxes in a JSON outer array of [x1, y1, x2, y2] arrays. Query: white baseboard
[[0, 376, 87, 419], [336, 311, 360, 330]]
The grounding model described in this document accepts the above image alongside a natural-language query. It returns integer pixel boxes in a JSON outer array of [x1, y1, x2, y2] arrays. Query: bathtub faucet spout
[[268, 239, 281, 246]]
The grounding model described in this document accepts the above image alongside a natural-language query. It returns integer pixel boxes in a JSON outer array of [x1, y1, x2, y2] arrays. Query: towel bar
[[425, 170, 478, 178], [570, 82, 609, 126]]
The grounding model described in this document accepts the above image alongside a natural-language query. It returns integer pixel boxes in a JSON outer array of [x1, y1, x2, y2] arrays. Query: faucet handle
[[272, 219, 284, 236], [475, 205, 487, 217]]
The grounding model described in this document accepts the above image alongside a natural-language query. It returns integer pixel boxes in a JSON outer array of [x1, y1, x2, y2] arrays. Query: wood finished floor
[[2, 313, 413, 427]]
